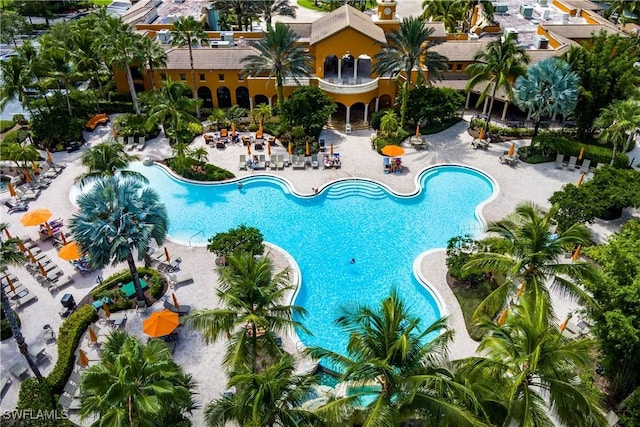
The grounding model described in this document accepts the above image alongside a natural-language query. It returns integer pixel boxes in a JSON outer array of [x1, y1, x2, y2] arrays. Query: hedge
[[373, 128, 412, 153], [16, 378, 72, 427], [1, 119, 15, 133], [166, 158, 235, 182], [91, 267, 165, 303], [532, 133, 629, 168]]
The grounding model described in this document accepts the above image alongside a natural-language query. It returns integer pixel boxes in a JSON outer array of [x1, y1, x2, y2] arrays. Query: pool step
[[324, 181, 387, 200]]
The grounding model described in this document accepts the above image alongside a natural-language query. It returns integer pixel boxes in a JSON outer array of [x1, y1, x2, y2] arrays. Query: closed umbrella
[[247, 142, 251, 155], [20, 208, 52, 227], [7, 182, 16, 198], [46, 149, 53, 163], [416, 124, 420, 138], [330, 143, 334, 156], [559, 315, 571, 332], [18, 242, 27, 252], [497, 308, 508, 325], [172, 293, 180, 309], [287, 143, 292, 156], [102, 302, 111, 319], [26, 249, 36, 263], [88, 326, 98, 344], [37, 262, 47, 277], [305, 141, 310, 156], [32, 161, 39, 174], [578, 147, 585, 161], [23, 169, 31, 183], [478, 128, 485, 140], [508, 143, 516, 157], [164, 246, 170, 262], [572, 245, 582, 262], [59, 242, 82, 261], [576, 173, 585, 186], [267, 140, 271, 156], [143, 309, 179, 338], [231, 122, 236, 136], [4, 227, 12, 239], [381, 145, 404, 157], [5, 276, 15, 292], [78, 349, 89, 367], [516, 281, 525, 298]]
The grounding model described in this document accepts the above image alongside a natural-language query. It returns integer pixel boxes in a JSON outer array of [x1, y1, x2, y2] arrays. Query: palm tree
[[463, 202, 597, 324], [0, 56, 36, 114], [208, 108, 227, 130], [372, 17, 449, 128], [70, 176, 168, 304], [421, 0, 467, 33], [604, 0, 640, 23], [205, 354, 320, 427], [170, 16, 209, 118], [0, 224, 43, 380], [145, 79, 200, 144], [140, 36, 168, 93], [100, 29, 145, 115], [40, 43, 76, 117], [80, 330, 196, 426], [75, 141, 146, 187], [465, 34, 529, 131], [69, 21, 109, 101], [594, 98, 640, 166], [252, 103, 272, 126], [241, 22, 314, 113], [184, 251, 307, 373], [459, 303, 607, 427], [253, 0, 296, 27], [513, 58, 580, 137], [308, 290, 482, 426], [4, 143, 40, 177], [379, 109, 399, 136]]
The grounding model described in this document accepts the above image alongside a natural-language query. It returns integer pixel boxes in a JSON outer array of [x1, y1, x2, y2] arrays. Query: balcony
[[318, 77, 379, 95]]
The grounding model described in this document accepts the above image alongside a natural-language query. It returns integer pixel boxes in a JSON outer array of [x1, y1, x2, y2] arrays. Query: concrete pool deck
[[1, 116, 637, 425]]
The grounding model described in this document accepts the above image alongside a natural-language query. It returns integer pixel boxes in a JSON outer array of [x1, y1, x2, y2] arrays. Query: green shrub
[[530, 133, 628, 167], [373, 128, 411, 153], [0, 307, 20, 341], [0, 119, 15, 133], [207, 224, 265, 257], [92, 268, 165, 303], [16, 378, 73, 427], [404, 85, 464, 127], [98, 100, 134, 115], [12, 114, 28, 125], [114, 113, 155, 138], [29, 108, 84, 149], [620, 387, 640, 427], [371, 108, 392, 131], [166, 157, 235, 181], [0, 128, 29, 145], [46, 305, 96, 392], [445, 236, 485, 286]]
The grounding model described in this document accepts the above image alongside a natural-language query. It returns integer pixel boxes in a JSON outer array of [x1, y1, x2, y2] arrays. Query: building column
[[465, 92, 471, 109], [364, 103, 369, 124], [375, 97, 380, 112], [501, 102, 509, 121], [346, 105, 351, 124], [482, 97, 489, 114], [338, 58, 342, 80], [268, 97, 272, 108], [353, 58, 358, 80], [249, 97, 254, 111]]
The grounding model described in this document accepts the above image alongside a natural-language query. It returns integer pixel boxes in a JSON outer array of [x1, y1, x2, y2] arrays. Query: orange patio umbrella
[[305, 141, 310, 156], [497, 308, 508, 326], [267, 140, 271, 156], [381, 145, 405, 157], [88, 326, 98, 344], [26, 249, 36, 263], [102, 302, 111, 319], [416, 124, 420, 138], [7, 182, 16, 198], [572, 245, 582, 262], [4, 275, 15, 292], [559, 315, 571, 332], [23, 169, 31, 183], [143, 309, 179, 338], [164, 246, 170, 262], [31, 161, 39, 174], [59, 241, 82, 261], [172, 293, 180, 309], [247, 142, 252, 155], [60, 232, 67, 245], [20, 208, 52, 227], [78, 349, 89, 368], [37, 262, 48, 277], [330, 143, 334, 156], [576, 173, 585, 187], [45, 148, 53, 163], [478, 128, 485, 140], [508, 143, 516, 157], [578, 147, 585, 161], [4, 227, 12, 239], [231, 122, 236, 136], [287, 143, 292, 156]]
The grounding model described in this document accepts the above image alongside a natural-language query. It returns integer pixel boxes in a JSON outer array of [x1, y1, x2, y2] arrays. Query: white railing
[[318, 78, 379, 94], [246, 76, 311, 86]]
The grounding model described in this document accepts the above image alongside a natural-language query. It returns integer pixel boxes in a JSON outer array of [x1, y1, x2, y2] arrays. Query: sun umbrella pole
[[126, 249, 146, 305], [0, 289, 43, 379]]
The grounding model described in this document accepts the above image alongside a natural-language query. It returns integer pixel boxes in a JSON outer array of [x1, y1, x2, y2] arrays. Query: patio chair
[[126, 137, 135, 150], [276, 154, 285, 169], [167, 271, 194, 288], [554, 153, 565, 169], [136, 137, 146, 150], [239, 155, 247, 171], [5, 200, 29, 214], [383, 156, 391, 174], [69, 371, 82, 385], [311, 153, 319, 169], [270, 155, 278, 170], [580, 159, 591, 174], [567, 156, 578, 170], [9, 362, 29, 380], [220, 128, 228, 138], [58, 394, 81, 411], [64, 382, 80, 398], [258, 155, 266, 169], [163, 299, 191, 316]]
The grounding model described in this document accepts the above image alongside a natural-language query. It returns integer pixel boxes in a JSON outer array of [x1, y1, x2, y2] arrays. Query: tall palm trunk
[[610, 142, 618, 166], [187, 43, 200, 118], [147, 66, 157, 92], [400, 68, 411, 128], [250, 322, 258, 373], [1, 289, 43, 379], [276, 72, 284, 113], [124, 64, 141, 115], [484, 82, 498, 131], [126, 250, 145, 303]]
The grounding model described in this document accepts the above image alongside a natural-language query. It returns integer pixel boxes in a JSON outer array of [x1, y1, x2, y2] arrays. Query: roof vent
[[533, 35, 549, 49]]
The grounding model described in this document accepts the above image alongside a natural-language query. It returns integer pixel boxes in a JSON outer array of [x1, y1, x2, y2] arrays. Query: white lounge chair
[[567, 156, 577, 171], [311, 153, 319, 169], [258, 155, 266, 169], [270, 156, 278, 170], [276, 154, 284, 169], [136, 137, 146, 150], [239, 155, 247, 170], [126, 137, 135, 150], [554, 153, 565, 169], [580, 159, 591, 173]]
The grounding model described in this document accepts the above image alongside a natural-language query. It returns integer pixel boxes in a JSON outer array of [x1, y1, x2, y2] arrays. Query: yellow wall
[[536, 26, 563, 49], [314, 27, 381, 78]]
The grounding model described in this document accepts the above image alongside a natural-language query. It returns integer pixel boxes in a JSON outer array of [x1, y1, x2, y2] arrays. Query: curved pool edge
[[412, 249, 449, 319]]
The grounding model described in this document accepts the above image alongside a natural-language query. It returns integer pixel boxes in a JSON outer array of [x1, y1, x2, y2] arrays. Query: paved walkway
[[1, 116, 637, 426]]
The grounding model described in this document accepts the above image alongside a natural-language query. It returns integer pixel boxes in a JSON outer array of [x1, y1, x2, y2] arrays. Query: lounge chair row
[[58, 370, 83, 411], [2, 273, 38, 308], [118, 136, 146, 151], [554, 154, 597, 173]]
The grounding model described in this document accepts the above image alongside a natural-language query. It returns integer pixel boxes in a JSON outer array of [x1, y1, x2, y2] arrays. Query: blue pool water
[[126, 163, 495, 357]]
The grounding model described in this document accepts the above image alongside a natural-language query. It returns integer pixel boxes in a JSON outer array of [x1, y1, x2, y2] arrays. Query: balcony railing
[[318, 77, 379, 94]]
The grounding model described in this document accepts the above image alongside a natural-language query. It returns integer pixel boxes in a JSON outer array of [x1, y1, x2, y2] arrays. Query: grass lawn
[[450, 282, 492, 341], [297, 0, 326, 12], [91, 0, 113, 5]]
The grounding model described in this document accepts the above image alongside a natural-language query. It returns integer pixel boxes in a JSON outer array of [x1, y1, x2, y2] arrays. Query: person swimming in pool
[[350, 258, 355, 264]]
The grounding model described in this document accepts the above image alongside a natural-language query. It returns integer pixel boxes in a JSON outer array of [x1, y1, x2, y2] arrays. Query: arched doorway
[[330, 103, 347, 128], [216, 87, 232, 108], [254, 94, 269, 109], [350, 102, 366, 126], [379, 95, 392, 110], [356, 55, 372, 80], [236, 86, 250, 109], [323, 55, 338, 80], [198, 86, 213, 109]]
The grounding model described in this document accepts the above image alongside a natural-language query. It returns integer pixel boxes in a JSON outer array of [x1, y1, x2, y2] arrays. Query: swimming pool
[[123, 163, 495, 357]]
